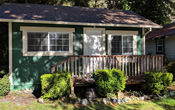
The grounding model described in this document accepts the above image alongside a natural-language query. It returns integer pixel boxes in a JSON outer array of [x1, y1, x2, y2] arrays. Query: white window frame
[[20, 26, 75, 56], [157, 39, 163, 53], [106, 30, 138, 55], [111, 35, 134, 55]]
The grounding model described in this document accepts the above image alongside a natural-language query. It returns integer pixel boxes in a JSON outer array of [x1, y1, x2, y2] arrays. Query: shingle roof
[[146, 22, 175, 39], [0, 3, 160, 27]]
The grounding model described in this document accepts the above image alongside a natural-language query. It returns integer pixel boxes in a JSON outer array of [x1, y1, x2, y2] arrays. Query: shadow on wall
[[12, 28, 83, 91]]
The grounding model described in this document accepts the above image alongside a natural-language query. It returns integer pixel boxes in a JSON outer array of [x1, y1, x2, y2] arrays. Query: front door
[[85, 30, 103, 55], [84, 29, 104, 76]]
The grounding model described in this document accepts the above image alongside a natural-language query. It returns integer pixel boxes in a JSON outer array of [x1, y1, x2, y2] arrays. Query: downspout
[[142, 28, 152, 55]]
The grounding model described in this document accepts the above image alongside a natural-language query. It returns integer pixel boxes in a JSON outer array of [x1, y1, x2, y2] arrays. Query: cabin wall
[[164, 36, 175, 60], [146, 39, 156, 55], [11, 22, 143, 90]]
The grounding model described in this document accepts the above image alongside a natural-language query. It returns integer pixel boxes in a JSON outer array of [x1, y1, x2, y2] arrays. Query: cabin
[[146, 22, 175, 61], [0, 3, 163, 94]]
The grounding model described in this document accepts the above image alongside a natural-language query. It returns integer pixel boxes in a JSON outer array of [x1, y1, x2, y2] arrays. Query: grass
[[0, 96, 175, 110]]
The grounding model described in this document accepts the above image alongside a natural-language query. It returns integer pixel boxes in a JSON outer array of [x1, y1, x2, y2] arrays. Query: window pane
[[122, 36, 133, 55], [50, 46, 56, 51], [55, 33, 62, 40], [158, 46, 163, 52], [63, 40, 69, 45], [57, 46, 62, 51], [157, 39, 163, 45], [27, 32, 48, 51], [63, 46, 69, 51], [111, 35, 122, 55], [63, 33, 69, 39]]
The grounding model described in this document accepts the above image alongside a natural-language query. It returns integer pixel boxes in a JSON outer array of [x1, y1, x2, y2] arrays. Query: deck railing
[[51, 55, 163, 78]]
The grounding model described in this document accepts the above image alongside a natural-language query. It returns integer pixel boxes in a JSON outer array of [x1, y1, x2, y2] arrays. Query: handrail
[[51, 55, 164, 79]]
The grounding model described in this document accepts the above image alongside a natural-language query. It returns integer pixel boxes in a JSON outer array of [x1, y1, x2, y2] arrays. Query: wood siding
[[146, 39, 156, 55]]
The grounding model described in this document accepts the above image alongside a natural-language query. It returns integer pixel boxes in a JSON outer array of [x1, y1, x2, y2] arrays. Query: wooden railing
[[51, 55, 163, 78]]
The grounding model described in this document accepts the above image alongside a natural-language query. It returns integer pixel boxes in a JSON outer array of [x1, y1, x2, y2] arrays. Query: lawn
[[0, 96, 175, 110]]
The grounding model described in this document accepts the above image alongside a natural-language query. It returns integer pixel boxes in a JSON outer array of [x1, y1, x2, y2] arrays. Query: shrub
[[0, 74, 10, 96], [144, 72, 173, 95], [41, 72, 71, 99], [165, 61, 175, 80], [93, 69, 126, 96]]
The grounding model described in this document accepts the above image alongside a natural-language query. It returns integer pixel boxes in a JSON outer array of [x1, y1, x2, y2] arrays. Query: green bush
[[0, 74, 10, 96], [144, 72, 173, 95], [165, 61, 175, 80], [93, 69, 126, 96], [41, 72, 71, 99]]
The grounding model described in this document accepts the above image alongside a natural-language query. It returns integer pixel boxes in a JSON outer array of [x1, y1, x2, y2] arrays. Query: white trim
[[0, 19, 162, 28], [8, 22, 13, 86], [106, 30, 138, 35], [83, 28, 105, 55], [21, 26, 75, 56], [107, 31, 138, 55]]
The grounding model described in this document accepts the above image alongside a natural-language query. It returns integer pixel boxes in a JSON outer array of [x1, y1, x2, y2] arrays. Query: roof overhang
[[0, 18, 162, 28]]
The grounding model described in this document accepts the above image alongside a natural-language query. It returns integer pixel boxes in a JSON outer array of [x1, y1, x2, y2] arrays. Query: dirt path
[[0, 91, 37, 106]]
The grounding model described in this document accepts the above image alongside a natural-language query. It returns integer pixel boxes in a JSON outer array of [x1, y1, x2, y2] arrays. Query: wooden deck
[[51, 55, 163, 94]]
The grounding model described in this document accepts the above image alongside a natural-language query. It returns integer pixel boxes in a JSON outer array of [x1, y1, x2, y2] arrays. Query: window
[[27, 32, 70, 52], [157, 39, 163, 53], [111, 35, 133, 55], [20, 27, 74, 56]]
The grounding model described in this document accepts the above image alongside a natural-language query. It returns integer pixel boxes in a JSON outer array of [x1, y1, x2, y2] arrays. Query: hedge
[[0, 74, 10, 96], [93, 69, 126, 96], [41, 72, 71, 99], [144, 71, 173, 95]]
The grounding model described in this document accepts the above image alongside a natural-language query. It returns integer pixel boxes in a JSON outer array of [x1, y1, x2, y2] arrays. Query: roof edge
[[0, 18, 162, 28]]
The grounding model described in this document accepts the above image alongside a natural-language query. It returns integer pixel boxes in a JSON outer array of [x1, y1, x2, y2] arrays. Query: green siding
[[11, 22, 143, 90]]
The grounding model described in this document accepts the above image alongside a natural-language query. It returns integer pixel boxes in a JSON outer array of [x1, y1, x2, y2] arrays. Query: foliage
[[40, 72, 71, 99], [144, 71, 173, 95], [164, 61, 175, 80], [0, 74, 10, 96], [93, 69, 126, 96]]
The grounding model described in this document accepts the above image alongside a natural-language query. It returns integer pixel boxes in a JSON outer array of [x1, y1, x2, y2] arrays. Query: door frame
[[83, 27, 106, 55]]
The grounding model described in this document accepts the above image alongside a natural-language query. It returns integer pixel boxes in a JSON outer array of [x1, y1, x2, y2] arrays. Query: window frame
[[110, 35, 134, 55], [106, 30, 138, 55], [20, 26, 75, 56], [156, 39, 164, 53]]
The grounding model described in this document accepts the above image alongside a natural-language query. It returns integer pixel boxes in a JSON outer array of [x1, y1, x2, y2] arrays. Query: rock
[[136, 97, 139, 101], [163, 95, 168, 98], [130, 96, 135, 100], [37, 97, 44, 103], [111, 98, 117, 104], [153, 97, 159, 100], [117, 98, 123, 104], [123, 97, 131, 103], [61, 97, 66, 101], [24, 89, 33, 94], [170, 92, 175, 96], [88, 99, 94, 105], [143, 95, 151, 100], [118, 91, 125, 99], [81, 99, 88, 106], [69, 94, 76, 99], [75, 98, 81, 104], [139, 97, 144, 101], [102, 98, 108, 104], [157, 95, 163, 99]]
